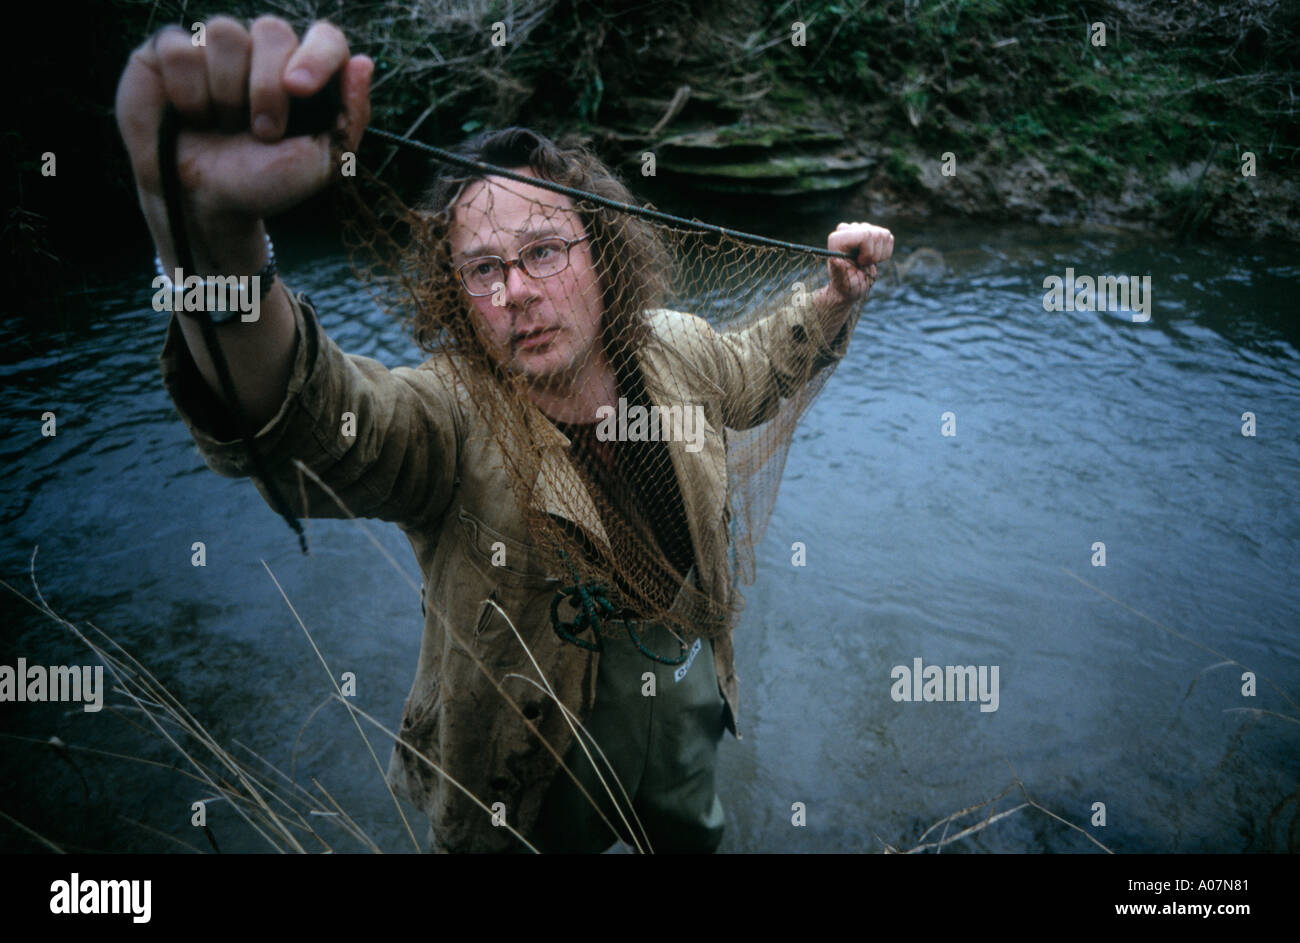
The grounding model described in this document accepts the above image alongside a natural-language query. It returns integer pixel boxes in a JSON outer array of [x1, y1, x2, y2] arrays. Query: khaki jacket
[[159, 287, 859, 852]]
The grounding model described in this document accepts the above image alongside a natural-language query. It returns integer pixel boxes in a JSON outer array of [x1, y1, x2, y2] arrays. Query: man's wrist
[[156, 231, 276, 290], [188, 215, 269, 276], [811, 285, 853, 343], [153, 223, 279, 323], [152, 214, 268, 276]]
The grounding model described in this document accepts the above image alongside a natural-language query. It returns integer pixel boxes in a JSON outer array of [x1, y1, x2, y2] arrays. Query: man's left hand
[[824, 221, 894, 305]]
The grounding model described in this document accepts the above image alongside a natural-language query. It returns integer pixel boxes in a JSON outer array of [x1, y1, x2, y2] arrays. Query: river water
[[2, 215, 1296, 853]]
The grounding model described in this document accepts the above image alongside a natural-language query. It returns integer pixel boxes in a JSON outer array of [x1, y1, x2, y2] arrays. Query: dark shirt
[[553, 361, 697, 617]]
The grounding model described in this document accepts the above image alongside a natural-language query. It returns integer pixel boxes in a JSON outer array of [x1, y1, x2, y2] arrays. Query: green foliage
[[884, 151, 923, 190], [98, 0, 1300, 197], [772, 0, 1296, 225]]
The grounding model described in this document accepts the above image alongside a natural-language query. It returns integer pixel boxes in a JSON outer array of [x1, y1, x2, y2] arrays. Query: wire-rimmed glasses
[[456, 234, 591, 296]]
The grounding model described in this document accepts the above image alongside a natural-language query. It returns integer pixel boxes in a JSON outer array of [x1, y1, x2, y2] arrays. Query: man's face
[[447, 170, 605, 388]]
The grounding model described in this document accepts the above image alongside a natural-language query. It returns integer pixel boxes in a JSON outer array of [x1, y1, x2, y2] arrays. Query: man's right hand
[[115, 16, 372, 271]]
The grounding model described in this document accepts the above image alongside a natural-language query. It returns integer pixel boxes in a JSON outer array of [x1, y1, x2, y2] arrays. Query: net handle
[[366, 128, 862, 263], [157, 105, 310, 554]]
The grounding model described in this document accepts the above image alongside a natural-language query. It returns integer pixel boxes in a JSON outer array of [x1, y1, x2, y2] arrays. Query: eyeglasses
[[456, 234, 590, 297]]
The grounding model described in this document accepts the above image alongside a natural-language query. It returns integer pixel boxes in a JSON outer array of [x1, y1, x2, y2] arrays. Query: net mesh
[[337, 128, 867, 658]]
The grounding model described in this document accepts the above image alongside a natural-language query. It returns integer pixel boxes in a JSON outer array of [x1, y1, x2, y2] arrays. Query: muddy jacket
[[159, 289, 859, 852]]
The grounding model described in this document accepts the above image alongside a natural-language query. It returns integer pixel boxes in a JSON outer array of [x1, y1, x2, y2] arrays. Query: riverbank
[[6, 0, 1297, 314]]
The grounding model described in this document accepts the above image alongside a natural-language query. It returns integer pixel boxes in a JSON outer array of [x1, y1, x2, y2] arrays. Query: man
[[117, 16, 893, 853]]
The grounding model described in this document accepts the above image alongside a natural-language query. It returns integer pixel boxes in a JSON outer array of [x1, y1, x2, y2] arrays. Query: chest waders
[[528, 586, 726, 854]]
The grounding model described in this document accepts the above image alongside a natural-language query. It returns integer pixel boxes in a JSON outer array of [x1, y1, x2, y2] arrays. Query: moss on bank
[[761, 0, 1298, 236]]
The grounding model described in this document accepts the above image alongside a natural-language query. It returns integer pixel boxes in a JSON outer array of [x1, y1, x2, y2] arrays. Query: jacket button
[[523, 703, 541, 720], [490, 776, 510, 792]]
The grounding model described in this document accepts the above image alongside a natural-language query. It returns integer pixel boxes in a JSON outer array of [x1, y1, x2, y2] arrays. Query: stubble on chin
[[514, 340, 589, 395]]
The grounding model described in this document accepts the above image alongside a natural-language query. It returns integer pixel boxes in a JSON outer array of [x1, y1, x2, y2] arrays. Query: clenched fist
[[115, 16, 372, 271], [824, 221, 894, 306]]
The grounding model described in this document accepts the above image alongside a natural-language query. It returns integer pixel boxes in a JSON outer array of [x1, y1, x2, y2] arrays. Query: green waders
[[526, 620, 727, 854]]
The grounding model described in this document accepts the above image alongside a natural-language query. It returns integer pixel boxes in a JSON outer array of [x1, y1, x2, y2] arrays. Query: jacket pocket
[[445, 508, 557, 666], [475, 590, 501, 641], [456, 506, 560, 588], [463, 583, 558, 669]]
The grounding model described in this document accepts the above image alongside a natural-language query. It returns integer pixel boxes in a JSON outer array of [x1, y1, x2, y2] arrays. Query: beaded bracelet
[[154, 231, 278, 322]]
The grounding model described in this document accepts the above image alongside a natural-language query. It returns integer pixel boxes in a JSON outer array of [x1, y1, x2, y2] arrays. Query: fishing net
[[334, 127, 868, 662]]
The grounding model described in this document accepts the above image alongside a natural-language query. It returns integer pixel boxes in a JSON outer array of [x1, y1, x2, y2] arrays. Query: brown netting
[[337, 129, 867, 661]]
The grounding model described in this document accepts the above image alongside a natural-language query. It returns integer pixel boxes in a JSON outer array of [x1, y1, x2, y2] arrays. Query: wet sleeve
[[158, 289, 462, 529]]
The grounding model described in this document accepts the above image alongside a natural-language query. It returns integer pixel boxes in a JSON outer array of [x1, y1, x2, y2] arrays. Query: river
[[2, 213, 1296, 853]]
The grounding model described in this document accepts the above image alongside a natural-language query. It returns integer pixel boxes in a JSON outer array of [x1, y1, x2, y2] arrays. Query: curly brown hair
[[413, 127, 671, 369]]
